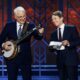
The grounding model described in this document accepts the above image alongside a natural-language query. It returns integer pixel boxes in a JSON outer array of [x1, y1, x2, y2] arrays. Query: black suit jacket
[[50, 24, 79, 65], [0, 21, 43, 65]]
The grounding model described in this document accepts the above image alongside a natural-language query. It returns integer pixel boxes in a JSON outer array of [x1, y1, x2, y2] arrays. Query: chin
[[55, 24, 58, 27], [53, 23, 59, 26], [20, 22, 25, 24]]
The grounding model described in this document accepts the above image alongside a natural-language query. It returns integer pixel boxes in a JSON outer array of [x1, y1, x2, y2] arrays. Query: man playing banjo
[[0, 6, 44, 80]]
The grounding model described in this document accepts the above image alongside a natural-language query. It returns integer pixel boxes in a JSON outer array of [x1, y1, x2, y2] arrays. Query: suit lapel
[[21, 22, 29, 36], [55, 29, 58, 41], [63, 24, 68, 40]]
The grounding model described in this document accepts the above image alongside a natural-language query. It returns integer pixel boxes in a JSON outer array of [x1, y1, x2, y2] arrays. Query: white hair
[[14, 6, 26, 15]]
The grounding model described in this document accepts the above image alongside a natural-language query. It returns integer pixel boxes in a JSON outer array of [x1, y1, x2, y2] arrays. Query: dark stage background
[[0, 0, 80, 79]]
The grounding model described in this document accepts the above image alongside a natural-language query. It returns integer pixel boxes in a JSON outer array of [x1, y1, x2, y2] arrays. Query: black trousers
[[57, 64, 78, 80], [6, 63, 32, 80]]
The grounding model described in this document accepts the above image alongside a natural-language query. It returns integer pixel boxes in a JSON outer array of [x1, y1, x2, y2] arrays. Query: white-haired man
[[0, 6, 44, 80]]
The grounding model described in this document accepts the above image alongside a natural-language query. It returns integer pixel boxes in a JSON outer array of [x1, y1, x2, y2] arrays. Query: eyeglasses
[[16, 15, 26, 19]]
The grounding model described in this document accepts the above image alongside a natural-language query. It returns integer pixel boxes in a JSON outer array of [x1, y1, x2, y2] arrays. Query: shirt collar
[[17, 22, 23, 27], [57, 23, 65, 29]]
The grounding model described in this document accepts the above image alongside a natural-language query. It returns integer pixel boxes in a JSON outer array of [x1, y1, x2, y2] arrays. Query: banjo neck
[[16, 24, 41, 45], [2, 24, 41, 60]]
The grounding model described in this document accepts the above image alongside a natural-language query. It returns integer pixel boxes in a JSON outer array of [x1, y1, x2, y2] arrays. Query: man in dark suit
[[49, 11, 79, 80], [0, 6, 44, 80]]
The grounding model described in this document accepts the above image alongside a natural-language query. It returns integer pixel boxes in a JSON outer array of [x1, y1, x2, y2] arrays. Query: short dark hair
[[52, 11, 63, 17]]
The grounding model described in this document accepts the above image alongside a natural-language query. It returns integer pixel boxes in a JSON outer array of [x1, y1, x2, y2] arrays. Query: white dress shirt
[[56, 23, 66, 50], [16, 22, 24, 36], [57, 23, 65, 40]]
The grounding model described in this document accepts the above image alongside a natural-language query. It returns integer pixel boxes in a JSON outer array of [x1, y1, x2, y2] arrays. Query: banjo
[[2, 24, 41, 60]]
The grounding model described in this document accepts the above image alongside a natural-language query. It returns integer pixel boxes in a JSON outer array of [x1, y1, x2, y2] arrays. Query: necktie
[[18, 25, 22, 39], [58, 28, 62, 41]]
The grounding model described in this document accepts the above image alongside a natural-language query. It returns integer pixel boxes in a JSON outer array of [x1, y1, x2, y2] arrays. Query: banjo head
[[3, 41, 17, 59]]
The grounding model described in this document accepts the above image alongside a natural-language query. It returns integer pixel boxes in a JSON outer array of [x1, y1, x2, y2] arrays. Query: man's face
[[14, 11, 26, 24], [52, 15, 63, 27]]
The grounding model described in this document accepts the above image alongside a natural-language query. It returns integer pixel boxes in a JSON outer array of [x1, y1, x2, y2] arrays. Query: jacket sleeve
[[49, 31, 57, 52], [69, 26, 80, 47], [0, 23, 8, 49]]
